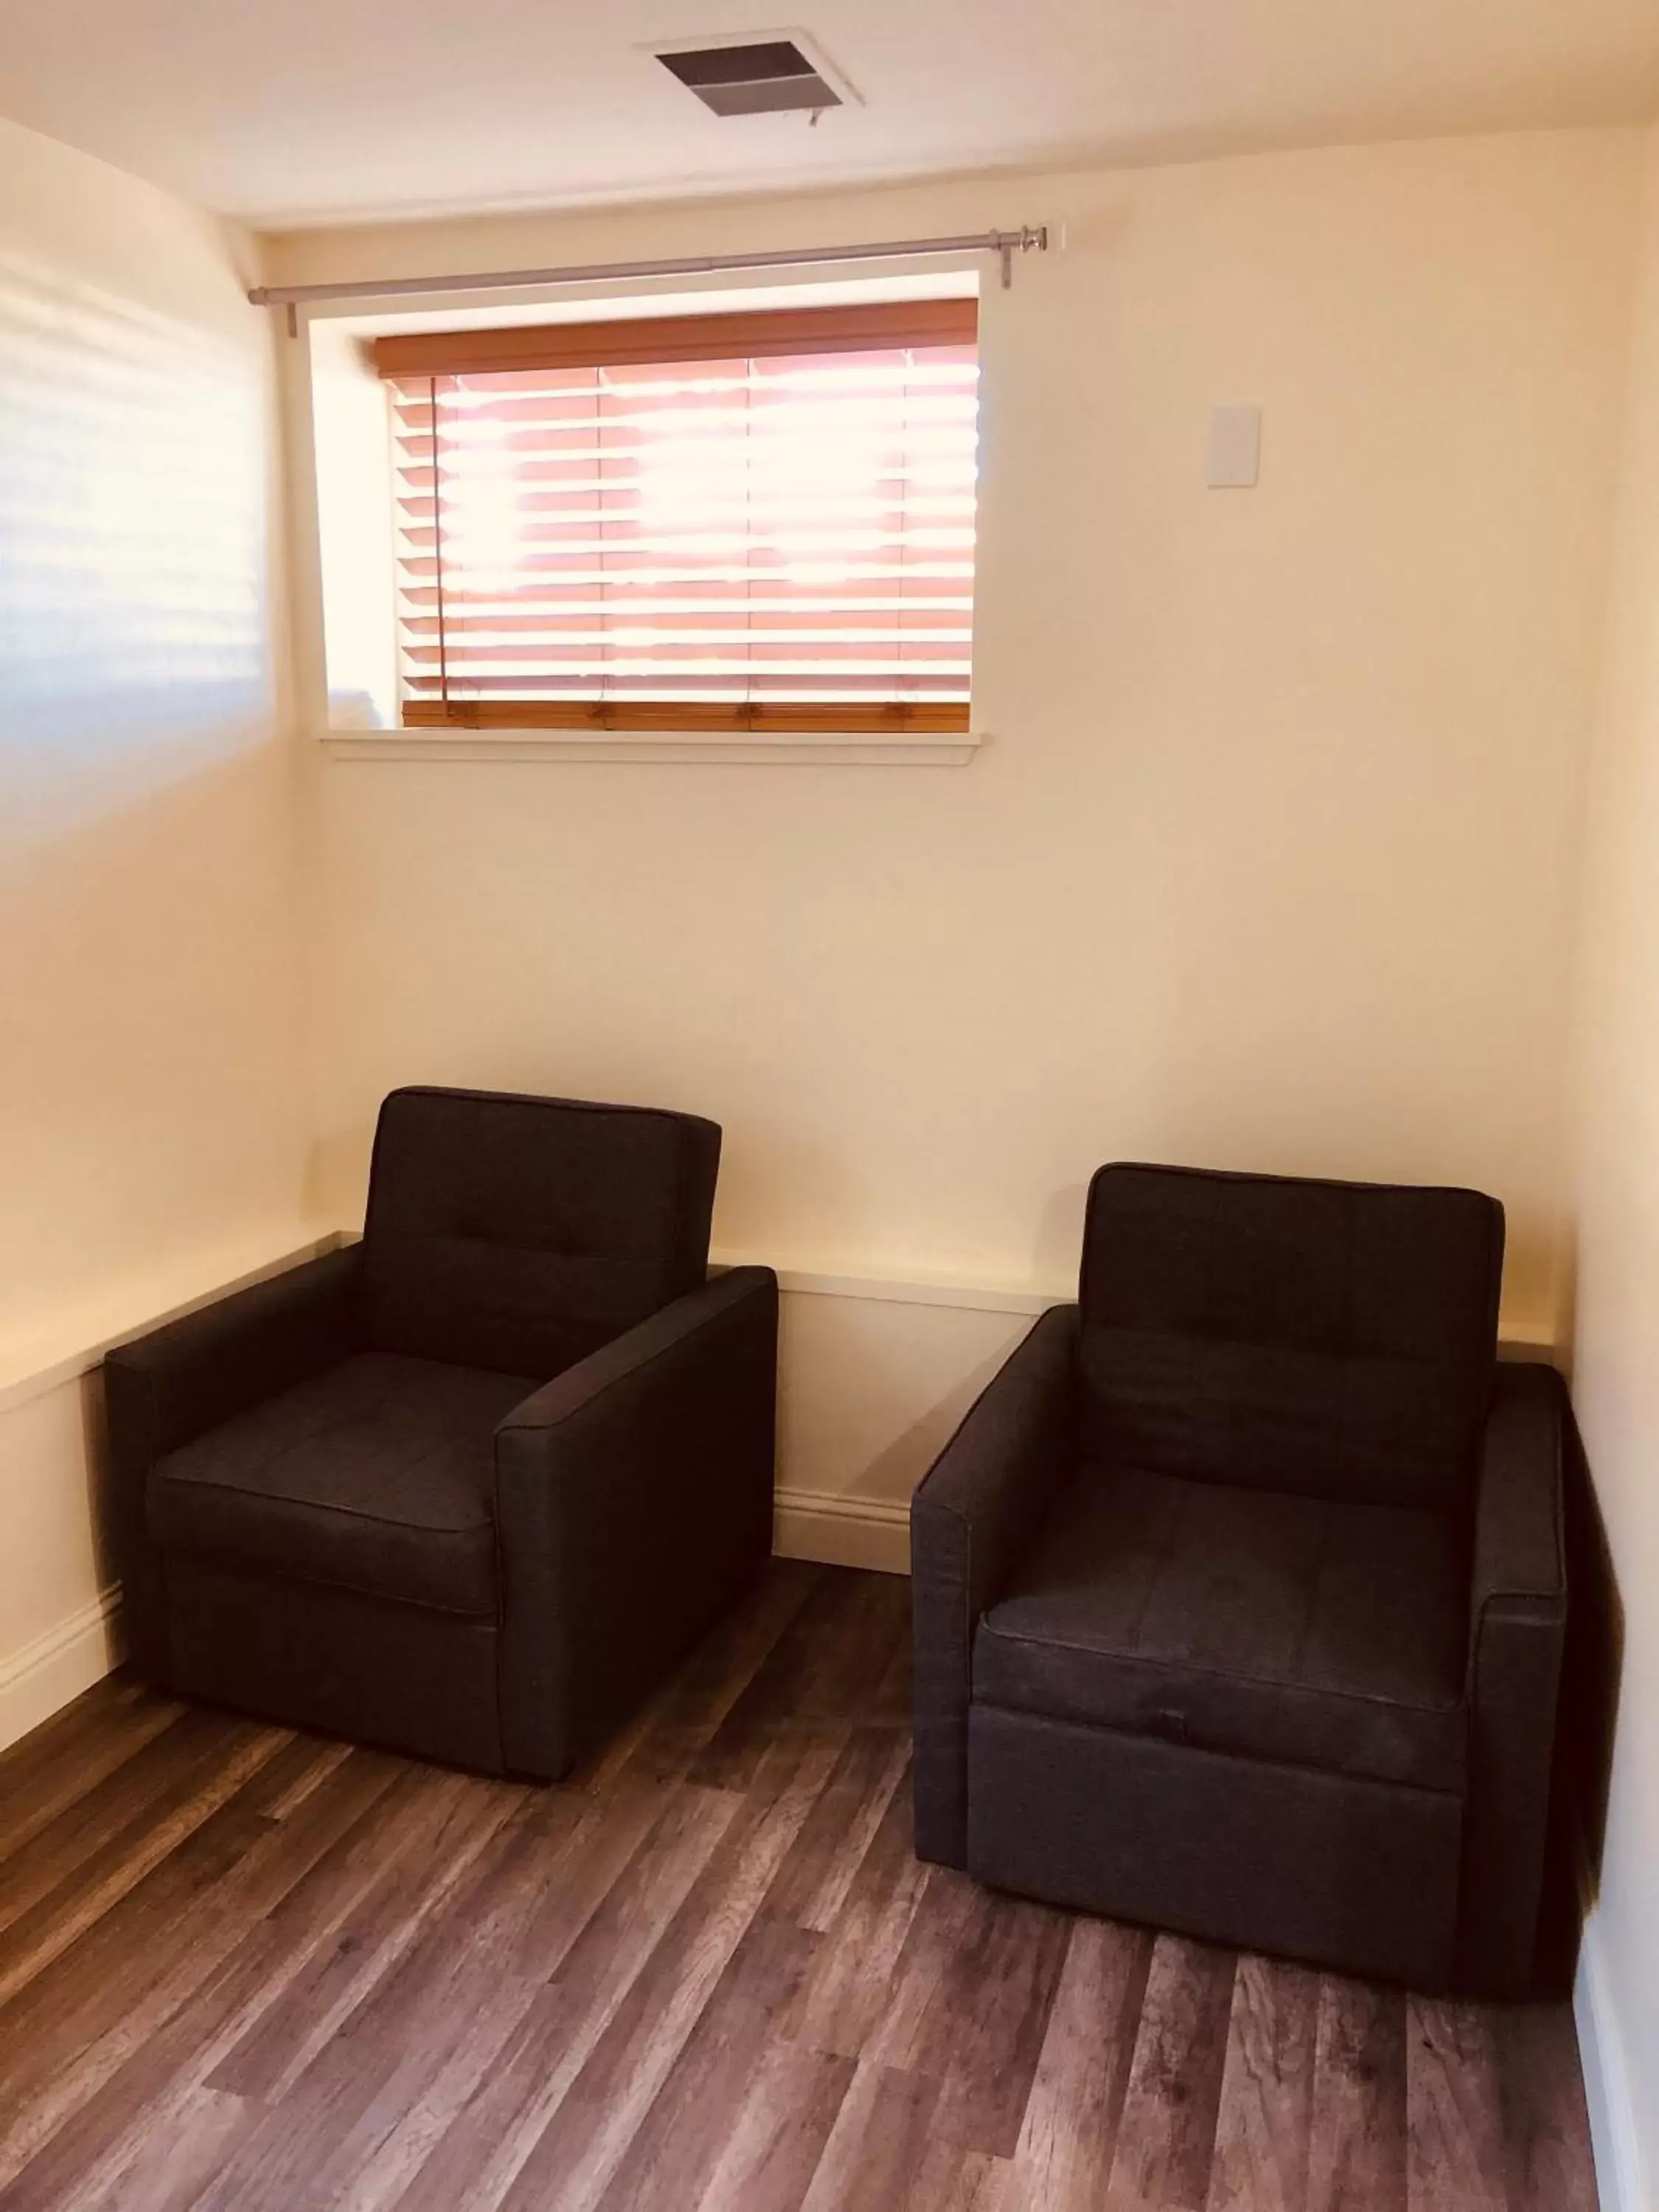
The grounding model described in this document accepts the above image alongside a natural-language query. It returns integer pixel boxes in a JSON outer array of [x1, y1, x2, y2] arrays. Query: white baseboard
[[1576, 1899, 1649, 2212], [0, 1588, 123, 1756], [773, 1486, 910, 1575]]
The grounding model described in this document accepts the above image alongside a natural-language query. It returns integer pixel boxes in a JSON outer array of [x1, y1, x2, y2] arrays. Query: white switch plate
[[1208, 405, 1261, 489]]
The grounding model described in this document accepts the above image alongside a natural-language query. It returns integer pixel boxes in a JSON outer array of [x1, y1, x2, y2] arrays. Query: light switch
[[1208, 406, 1261, 489]]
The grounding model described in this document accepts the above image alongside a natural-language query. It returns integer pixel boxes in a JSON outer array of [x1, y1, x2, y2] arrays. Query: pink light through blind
[[389, 342, 979, 726]]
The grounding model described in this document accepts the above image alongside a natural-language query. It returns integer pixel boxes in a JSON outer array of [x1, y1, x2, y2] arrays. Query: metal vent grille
[[656, 39, 844, 117]]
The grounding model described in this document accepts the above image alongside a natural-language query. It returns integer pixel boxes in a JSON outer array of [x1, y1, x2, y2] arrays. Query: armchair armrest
[[101, 1245, 364, 1677], [1458, 1359, 1568, 1995], [909, 1302, 1079, 1866], [1470, 1362, 1568, 1620], [103, 1246, 364, 1460], [493, 1266, 778, 1777]]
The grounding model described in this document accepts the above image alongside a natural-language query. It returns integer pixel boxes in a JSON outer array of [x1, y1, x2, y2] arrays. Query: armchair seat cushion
[[147, 1352, 538, 1617], [973, 1463, 1470, 1791]]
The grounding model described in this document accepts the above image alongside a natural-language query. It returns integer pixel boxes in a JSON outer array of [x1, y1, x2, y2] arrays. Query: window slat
[[392, 328, 978, 730]]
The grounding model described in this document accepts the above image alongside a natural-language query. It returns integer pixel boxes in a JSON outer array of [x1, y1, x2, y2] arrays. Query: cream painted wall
[[1567, 123, 1659, 2212], [0, 116, 310, 1729], [271, 131, 1638, 1357], [0, 116, 310, 1362], [0, 122, 1643, 1744]]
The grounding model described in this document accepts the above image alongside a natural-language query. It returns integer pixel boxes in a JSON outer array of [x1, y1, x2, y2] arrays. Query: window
[[373, 298, 979, 735]]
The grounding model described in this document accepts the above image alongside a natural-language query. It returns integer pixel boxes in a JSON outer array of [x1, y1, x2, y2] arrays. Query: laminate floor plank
[[897, 1880, 1074, 2157], [0, 1566, 1601, 2212], [596, 1559, 827, 1791], [688, 1569, 908, 1790], [0, 1738, 392, 2194], [689, 2043, 857, 2212], [493, 1736, 846, 2212], [64, 2085, 257, 2212], [591, 1915, 821, 2212], [795, 2062, 946, 2211], [1307, 1978, 1408, 2212], [1405, 1995, 1509, 2212], [1013, 1916, 1156, 2205], [298, 1781, 708, 2211], [1205, 1953, 1320, 2212], [204, 1767, 526, 2100], [0, 1750, 408, 2211], [869, 1602, 914, 1725], [908, 2143, 1013, 2212], [0, 1672, 126, 1779], [858, 1858, 987, 2076], [0, 1726, 315, 2076], [0, 1706, 268, 1940], [1490, 2000, 1600, 2212], [183, 1786, 577, 2212], [0, 1722, 292, 2018], [0, 1686, 185, 1866], [0, 1673, 153, 1807], [759, 1722, 908, 1935], [783, 1762, 931, 2062], [787, 1570, 911, 1726], [1105, 1930, 1237, 2211], [389, 1783, 748, 2212]]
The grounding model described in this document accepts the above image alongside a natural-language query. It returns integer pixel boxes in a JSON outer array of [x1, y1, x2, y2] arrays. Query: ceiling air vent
[[655, 38, 845, 118]]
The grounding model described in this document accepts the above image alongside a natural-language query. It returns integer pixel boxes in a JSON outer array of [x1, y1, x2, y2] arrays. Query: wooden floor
[[0, 1565, 1596, 2212]]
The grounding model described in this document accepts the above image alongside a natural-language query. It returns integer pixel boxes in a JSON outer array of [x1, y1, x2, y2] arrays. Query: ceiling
[[1, 0, 1656, 229]]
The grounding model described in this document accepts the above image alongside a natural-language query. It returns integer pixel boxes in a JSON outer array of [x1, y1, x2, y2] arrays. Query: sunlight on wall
[[0, 115, 309, 1350], [0, 254, 269, 849]]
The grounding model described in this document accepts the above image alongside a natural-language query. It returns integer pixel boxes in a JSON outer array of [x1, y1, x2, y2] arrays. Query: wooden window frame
[[371, 296, 977, 378]]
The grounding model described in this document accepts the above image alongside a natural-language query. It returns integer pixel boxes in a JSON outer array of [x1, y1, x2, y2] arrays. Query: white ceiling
[[1, 0, 1656, 229]]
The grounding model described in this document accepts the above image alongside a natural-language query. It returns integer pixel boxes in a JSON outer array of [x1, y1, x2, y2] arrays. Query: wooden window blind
[[375, 299, 979, 734]]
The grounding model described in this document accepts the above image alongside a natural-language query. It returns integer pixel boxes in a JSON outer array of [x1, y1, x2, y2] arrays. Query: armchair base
[[966, 1703, 1463, 1992], [164, 1557, 509, 1774]]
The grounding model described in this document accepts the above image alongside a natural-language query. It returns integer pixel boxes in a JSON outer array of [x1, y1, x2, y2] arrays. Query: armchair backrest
[[1077, 1164, 1503, 1509], [361, 1087, 721, 1379]]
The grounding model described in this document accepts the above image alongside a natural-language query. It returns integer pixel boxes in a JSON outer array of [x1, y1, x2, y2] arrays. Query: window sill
[[319, 728, 987, 768]]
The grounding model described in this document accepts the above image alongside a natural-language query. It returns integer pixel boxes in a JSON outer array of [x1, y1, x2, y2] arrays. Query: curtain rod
[[248, 226, 1049, 333]]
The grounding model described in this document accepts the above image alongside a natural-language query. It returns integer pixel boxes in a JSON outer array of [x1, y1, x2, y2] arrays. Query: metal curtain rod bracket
[[249, 225, 1049, 332]]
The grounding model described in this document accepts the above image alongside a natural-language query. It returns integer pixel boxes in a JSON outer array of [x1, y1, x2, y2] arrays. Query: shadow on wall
[[78, 1366, 119, 1600], [1537, 1403, 1625, 1998], [1032, 1180, 1089, 1290], [855, 1329, 1037, 1504]]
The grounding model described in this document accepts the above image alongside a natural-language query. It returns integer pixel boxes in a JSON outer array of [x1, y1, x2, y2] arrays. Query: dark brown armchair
[[104, 1086, 778, 1778], [911, 1162, 1565, 1995]]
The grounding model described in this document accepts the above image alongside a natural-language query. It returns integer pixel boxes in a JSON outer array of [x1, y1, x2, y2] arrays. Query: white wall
[[267, 131, 1639, 1528], [1567, 122, 1659, 2212], [0, 116, 310, 1730]]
